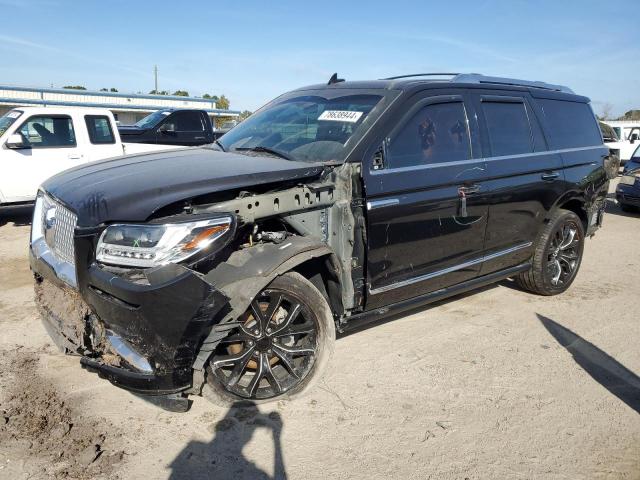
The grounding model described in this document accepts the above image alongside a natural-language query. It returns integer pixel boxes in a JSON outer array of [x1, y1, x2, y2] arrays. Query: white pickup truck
[[0, 106, 184, 207]]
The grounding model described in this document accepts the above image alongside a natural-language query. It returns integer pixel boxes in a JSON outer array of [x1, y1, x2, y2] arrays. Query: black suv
[[30, 73, 610, 409]]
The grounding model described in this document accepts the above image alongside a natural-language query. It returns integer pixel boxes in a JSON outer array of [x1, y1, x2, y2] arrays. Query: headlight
[[96, 216, 233, 268], [620, 175, 638, 186]]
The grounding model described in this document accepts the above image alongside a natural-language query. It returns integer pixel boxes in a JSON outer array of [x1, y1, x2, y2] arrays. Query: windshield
[[632, 144, 640, 160], [134, 110, 171, 128], [218, 93, 384, 162], [0, 110, 22, 138]]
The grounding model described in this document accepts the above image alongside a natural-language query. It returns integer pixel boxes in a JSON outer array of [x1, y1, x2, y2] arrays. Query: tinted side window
[[85, 115, 115, 144], [538, 99, 602, 149], [388, 101, 471, 168], [169, 111, 205, 132], [18, 116, 76, 148], [482, 101, 532, 156]]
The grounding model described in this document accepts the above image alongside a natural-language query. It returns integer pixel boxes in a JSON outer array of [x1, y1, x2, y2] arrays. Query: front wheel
[[203, 272, 335, 405], [516, 209, 585, 296]]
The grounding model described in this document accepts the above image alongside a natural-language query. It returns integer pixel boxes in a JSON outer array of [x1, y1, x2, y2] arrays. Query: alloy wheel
[[546, 220, 581, 286], [209, 289, 319, 400]]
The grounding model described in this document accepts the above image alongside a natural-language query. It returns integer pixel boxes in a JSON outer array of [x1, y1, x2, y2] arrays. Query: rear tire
[[203, 271, 335, 406], [516, 209, 584, 296]]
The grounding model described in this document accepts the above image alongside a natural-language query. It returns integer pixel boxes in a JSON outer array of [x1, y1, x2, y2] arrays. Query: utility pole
[[154, 65, 158, 93]]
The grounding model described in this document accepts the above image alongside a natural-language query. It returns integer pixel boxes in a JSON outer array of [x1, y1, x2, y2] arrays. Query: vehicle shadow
[[537, 314, 640, 414], [168, 401, 288, 480], [0, 205, 33, 227]]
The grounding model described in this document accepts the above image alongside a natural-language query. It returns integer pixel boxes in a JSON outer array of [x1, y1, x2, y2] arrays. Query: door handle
[[457, 184, 480, 218], [68, 154, 83, 160], [458, 184, 481, 195], [541, 171, 559, 181]]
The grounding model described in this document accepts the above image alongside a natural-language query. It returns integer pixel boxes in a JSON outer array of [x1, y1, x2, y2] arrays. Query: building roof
[[0, 84, 240, 116]]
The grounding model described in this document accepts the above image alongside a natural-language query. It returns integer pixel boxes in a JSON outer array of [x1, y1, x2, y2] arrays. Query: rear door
[[83, 114, 122, 161], [363, 90, 490, 309], [3, 114, 83, 201], [470, 90, 565, 275]]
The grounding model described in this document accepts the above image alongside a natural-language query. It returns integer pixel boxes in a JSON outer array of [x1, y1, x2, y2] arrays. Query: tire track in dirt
[[0, 348, 126, 479]]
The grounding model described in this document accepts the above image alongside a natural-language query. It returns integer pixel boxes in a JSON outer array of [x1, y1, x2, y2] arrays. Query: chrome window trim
[[370, 145, 604, 175], [368, 241, 532, 295]]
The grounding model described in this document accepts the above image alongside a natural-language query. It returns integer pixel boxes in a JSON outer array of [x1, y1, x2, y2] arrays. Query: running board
[[338, 263, 531, 334]]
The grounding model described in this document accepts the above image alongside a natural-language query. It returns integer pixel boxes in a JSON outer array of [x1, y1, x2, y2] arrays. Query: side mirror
[[159, 123, 176, 134], [5, 133, 26, 149], [630, 133, 638, 144]]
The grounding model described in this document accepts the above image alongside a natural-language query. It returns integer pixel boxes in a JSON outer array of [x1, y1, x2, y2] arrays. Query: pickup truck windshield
[[134, 110, 170, 129], [219, 94, 383, 162], [0, 110, 22, 137]]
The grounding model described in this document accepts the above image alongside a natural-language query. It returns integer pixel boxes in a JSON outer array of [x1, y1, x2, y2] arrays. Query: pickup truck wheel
[[516, 209, 584, 296], [203, 272, 335, 405]]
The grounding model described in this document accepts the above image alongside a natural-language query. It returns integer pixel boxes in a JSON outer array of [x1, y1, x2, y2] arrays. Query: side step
[[339, 263, 530, 334]]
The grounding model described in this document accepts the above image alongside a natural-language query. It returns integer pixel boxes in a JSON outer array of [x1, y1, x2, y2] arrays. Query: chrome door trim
[[368, 241, 533, 295], [366, 198, 400, 210]]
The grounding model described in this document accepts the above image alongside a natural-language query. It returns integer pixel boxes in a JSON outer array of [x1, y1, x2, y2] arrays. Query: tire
[[516, 209, 585, 296], [203, 271, 335, 406]]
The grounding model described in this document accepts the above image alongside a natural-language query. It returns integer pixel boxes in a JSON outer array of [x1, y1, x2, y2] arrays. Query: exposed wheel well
[[557, 199, 588, 230], [291, 255, 344, 319]]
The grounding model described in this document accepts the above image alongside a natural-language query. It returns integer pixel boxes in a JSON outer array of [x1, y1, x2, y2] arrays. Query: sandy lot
[[1, 184, 639, 480]]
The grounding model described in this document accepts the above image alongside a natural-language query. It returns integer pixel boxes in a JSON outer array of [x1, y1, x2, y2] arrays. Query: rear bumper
[[31, 247, 229, 395]]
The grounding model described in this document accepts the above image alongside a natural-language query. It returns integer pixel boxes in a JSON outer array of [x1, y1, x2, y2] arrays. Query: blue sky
[[0, 0, 637, 116]]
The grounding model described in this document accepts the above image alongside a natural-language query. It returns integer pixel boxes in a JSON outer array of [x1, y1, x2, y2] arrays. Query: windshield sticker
[[318, 110, 364, 123], [7, 111, 22, 119]]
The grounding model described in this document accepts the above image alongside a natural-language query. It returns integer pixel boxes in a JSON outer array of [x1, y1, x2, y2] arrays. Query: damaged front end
[[32, 252, 229, 396], [30, 160, 364, 409]]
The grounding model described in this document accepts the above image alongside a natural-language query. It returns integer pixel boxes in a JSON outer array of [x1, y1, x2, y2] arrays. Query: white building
[[0, 84, 239, 125]]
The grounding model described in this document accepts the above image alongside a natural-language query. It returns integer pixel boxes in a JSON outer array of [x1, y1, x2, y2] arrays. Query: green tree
[[216, 94, 230, 110], [110, 87, 118, 92], [172, 90, 189, 97], [239, 110, 252, 121], [63, 85, 87, 90], [149, 89, 169, 95]]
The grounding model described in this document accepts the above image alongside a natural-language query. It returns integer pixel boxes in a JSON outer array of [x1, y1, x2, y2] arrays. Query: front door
[[363, 91, 490, 310], [156, 111, 208, 146], [2, 114, 83, 202]]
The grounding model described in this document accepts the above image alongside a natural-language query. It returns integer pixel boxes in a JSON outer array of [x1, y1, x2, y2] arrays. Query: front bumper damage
[[30, 247, 229, 398]]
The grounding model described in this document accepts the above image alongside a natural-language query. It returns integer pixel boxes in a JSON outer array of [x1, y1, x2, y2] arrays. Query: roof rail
[[383, 73, 460, 80], [453, 74, 574, 94]]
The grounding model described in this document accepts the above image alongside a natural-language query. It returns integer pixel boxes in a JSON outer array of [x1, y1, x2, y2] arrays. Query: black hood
[[117, 125, 145, 136], [42, 147, 324, 227]]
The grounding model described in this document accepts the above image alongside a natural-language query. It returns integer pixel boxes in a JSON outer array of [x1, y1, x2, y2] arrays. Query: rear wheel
[[203, 272, 335, 405], [516, 209, 584, 296]]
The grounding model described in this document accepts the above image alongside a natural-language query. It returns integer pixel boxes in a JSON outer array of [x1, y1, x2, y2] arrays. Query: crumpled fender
[[191, 236, 336, 373]]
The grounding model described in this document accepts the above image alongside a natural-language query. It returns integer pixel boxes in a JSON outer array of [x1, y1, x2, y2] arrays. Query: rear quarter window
[[537, 99, 602, 149], [85, 115, 115, 144]]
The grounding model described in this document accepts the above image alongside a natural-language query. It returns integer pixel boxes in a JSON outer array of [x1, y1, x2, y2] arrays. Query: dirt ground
[[1, 182, 639, 480]]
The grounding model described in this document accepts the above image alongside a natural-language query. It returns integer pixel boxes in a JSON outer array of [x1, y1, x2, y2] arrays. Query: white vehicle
[[0, 107, 183, 206], [602, 120, 640, 164]]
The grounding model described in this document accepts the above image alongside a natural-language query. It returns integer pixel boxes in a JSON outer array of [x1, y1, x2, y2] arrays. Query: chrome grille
[[42, 194, 77, 265]]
